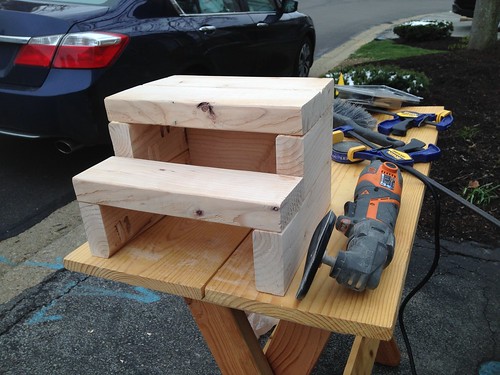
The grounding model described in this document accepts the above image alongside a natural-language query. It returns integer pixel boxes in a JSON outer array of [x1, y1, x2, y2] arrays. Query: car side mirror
[[281, 0, 298, 13]]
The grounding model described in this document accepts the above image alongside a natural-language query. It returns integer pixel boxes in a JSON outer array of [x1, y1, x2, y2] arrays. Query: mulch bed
[[360, 37, 499, 247]]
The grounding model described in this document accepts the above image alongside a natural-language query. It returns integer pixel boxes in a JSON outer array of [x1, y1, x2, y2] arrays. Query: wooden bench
[[65, 101, 441, 373]]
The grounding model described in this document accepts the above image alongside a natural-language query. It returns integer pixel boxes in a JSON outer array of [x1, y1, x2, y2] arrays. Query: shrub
[[393, 20, 453, 41], [325, 64, 430, 96]]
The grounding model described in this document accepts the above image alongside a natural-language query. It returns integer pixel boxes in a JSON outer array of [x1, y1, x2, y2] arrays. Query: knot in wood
[[197, 102, 216, 120]]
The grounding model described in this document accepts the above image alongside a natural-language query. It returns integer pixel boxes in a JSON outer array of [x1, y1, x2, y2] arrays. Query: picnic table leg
[[264, 319, 331, 375], [185, 299, 273, 375], [376, 337, 401, 366], [343, 336, 380, 375]]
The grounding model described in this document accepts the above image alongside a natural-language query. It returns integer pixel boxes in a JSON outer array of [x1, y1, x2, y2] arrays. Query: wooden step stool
[[73, 75, 334, 296]]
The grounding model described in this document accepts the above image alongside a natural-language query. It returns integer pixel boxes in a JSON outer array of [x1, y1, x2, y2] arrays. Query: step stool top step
[[148, 75, 334, 91], [73, 157, 304, 232], [105, 75, 334, 135]]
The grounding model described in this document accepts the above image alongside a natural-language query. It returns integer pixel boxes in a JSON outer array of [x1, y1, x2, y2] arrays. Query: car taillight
[[14, 35, 62, 67], [54, 32, 129, 68], [14, 32, 129, 69]]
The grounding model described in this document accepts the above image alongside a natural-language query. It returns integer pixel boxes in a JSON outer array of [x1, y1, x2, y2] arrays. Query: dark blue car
[[0, 0, 315, 151]]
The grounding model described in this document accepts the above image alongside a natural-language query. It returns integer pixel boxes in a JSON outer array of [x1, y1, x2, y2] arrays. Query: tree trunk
[[467, 0, 500, 50]]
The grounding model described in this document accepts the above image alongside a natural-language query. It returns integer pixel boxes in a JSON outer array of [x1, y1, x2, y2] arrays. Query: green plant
[[325, 64, 430, 96], [462, 181, 499, 206], [448, 36, 469, 51], [393, 20, 453, 41], [457, 125, 480, 141]]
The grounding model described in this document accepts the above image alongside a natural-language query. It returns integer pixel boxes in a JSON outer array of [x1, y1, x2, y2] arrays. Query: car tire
[[294, 38, 313, 77]]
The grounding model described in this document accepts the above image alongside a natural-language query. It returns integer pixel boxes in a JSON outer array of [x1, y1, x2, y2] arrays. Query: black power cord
[[383, 162, 497, 374], [397, 164, 442, 375]]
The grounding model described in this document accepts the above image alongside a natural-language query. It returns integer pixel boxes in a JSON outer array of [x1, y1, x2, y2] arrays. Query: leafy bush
[[325, 64, 430, 96], [393, 20, 453, 41]]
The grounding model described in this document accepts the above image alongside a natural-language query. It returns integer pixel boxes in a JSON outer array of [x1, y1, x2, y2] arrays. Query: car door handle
[[199, 25, 216, 33], [256, 22, 269, 27]]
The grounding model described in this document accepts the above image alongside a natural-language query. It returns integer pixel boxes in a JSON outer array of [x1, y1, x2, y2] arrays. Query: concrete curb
[[310, 20, 397, 77]]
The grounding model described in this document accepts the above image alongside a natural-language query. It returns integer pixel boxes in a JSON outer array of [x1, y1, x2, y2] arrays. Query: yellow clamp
[[347, 145, 366, 162], [383, 148, 413, 161], [395, 109, 452, 122], [332, 130, 344, 144], [435, 109, 452, 122]]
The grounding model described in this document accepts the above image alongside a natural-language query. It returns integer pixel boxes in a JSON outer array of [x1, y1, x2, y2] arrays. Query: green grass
[[463, 182, 499, 207], [457, 125, 480, 141], [349, 39, 445, 62]]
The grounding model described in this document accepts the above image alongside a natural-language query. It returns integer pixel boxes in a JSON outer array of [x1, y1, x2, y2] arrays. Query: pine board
[[64, 216, 250, 299], [73, 156, 304, 232], [104, 76, 334, 135], [109, 121, 189, 161]]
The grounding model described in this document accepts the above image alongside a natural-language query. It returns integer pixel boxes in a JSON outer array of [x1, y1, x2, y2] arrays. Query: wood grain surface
[[204, 107, 442, 340], [73, 156, 304, 232], [104, 76, 334, 135]]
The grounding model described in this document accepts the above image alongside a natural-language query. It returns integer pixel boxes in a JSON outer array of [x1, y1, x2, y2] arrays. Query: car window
[[174, 0, 241, 14], [246, 0, 276, 12], [198, 0, 225, 13], [173, 0, 199, 13], [134, 0, 177, 18]]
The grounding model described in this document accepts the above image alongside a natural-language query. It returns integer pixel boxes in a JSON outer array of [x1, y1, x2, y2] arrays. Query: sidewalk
[[1, 12, 498, 375]]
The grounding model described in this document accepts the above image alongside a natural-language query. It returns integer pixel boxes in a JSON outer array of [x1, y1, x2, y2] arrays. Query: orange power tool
[[296, 160, 403, 298]]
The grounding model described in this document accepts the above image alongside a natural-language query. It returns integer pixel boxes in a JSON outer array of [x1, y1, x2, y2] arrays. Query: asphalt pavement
[[1, 12, 499, 375]]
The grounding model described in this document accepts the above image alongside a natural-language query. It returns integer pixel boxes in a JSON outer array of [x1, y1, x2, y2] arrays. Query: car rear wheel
[[294, 38, 313, 77]]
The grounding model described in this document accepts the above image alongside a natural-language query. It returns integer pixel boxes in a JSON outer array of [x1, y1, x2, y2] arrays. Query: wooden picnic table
[[64, 105, 441, 374]]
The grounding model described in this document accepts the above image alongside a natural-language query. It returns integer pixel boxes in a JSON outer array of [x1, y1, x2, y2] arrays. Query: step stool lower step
[[73, 156, 304, 232]]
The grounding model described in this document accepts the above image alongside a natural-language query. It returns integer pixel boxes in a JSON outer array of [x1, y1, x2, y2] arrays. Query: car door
[[242, 0, 303, 76], [176, 0, 257, 75]]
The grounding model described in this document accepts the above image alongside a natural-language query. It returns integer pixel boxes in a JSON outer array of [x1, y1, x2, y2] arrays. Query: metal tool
[[331, 125, 441, 166], [333, 123, 405, 148], [331, 138, 499, 228], [332, 99, 405, 148], [375, 109, 453, 136], [366, 106, 453, 124], [296, 160, 403, 299], [335, 85, 423, 108], [332, 141, 441, 166], [298, 132, 499, 300]]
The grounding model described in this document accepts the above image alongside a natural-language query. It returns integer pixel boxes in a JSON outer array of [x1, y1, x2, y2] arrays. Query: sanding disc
[[296, 210, 336, 300]]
